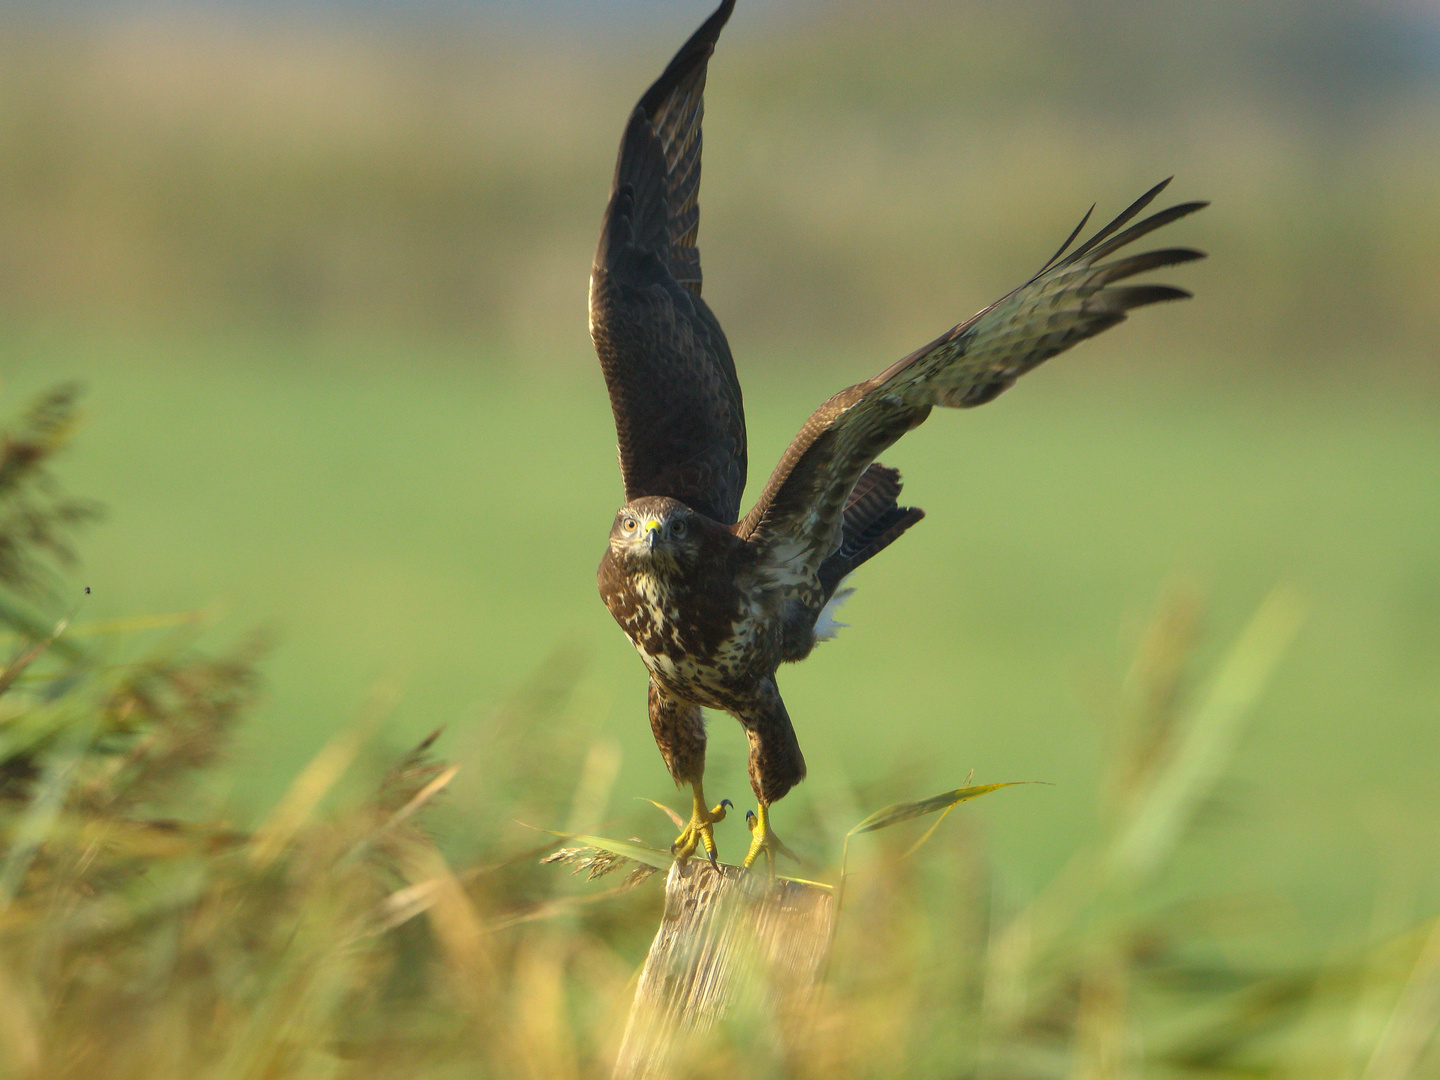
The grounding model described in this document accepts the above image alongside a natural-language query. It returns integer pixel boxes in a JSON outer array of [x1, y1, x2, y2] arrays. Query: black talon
[[721, 799, 733, 810]]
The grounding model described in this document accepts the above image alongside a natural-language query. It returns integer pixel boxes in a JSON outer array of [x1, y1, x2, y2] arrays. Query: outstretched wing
[[739, 178, 1206, 573], [590, 0, 747, 525]]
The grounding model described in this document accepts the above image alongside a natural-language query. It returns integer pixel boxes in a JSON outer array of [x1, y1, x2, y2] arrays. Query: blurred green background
[[0, 0, 1436, 948]]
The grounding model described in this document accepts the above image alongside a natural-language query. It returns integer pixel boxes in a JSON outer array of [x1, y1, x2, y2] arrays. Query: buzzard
[[592, 0, 1205, 870]]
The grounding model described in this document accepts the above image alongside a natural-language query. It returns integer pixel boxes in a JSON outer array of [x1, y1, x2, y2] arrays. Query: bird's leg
[[742, 802, 782, 874], [671, 783, 731, 868]]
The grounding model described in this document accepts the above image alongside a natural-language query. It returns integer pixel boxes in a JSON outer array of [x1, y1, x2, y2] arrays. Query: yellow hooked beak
[[643, 519, 661, 549]]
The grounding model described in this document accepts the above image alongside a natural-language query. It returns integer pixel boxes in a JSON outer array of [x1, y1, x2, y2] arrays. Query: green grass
[[2, 327, 1435, 952]]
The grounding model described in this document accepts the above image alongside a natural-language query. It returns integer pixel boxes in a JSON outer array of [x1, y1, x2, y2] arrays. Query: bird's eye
[[623, 517, 637, 531], [672, 519, 687, 538]]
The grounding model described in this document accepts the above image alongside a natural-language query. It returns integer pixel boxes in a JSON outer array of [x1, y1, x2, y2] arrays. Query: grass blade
[[0, 714, 95, 904], [550, 832, 674, 872], [67, 609, 210, 636], [847, 782, 1026, 837], [1107, 586, 1303, 883], [1363, 916, 1440, 1080], [637, 797, 686, 830], [841, 782, 1027, 882], [382, 763, 459, 832], [0, 627, 61, 697], [540, 829, 835, 890], [248, 684, 394, 869]]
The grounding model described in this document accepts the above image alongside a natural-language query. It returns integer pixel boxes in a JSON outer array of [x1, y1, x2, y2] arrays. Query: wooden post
[[613, 860, 836, 1080]]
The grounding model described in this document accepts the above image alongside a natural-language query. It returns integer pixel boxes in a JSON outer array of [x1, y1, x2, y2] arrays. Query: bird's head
[[609, 496, 700, 567]]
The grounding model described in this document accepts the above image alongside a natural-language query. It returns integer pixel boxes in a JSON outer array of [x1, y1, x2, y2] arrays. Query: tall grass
[[0, 385, 1435, 1078]]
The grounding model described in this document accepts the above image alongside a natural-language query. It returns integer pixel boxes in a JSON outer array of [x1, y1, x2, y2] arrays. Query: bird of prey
[[592, 0, 1205, 870]]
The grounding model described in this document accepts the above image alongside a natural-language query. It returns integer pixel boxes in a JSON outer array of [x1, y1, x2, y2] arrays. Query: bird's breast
[[599, 551, 771, 701]]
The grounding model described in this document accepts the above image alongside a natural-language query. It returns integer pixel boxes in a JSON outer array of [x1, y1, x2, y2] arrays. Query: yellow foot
[[671, 794, 732, 869], [742, 803, 797, 874]]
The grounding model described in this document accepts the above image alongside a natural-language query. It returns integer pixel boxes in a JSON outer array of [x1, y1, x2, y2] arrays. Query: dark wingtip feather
[[1093, 247, 1206, 285], [1038, 204, 1094, 275], [1082, 201, 1208, 265], [1101, 284, 1193, 311], [1062, 177, 1175, 267], [637, 0, 737, 118]]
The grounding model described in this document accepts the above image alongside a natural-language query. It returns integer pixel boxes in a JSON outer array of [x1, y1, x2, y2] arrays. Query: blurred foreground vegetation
[[0, 386, 1437, 1078]]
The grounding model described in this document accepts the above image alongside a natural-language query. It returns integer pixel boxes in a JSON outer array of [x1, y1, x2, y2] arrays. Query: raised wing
[[739, 178, 1206, 573], [590, 0, 747, 524]]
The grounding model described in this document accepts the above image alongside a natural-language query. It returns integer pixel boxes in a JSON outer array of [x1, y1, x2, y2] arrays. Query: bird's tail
[[817, 463, 924, 602]]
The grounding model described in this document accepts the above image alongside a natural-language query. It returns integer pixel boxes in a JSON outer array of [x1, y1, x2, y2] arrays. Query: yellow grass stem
[[1363, 916, 1440, 1080], [247, 684, 395, 870], [1106, 586, 1304, 884]]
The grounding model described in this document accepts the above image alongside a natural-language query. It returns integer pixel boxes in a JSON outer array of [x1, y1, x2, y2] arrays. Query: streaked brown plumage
[[591, 0, 1206, 868]]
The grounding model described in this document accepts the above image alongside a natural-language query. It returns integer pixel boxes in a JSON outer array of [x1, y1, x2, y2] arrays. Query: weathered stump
[[613, 860, 835, 1080]]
